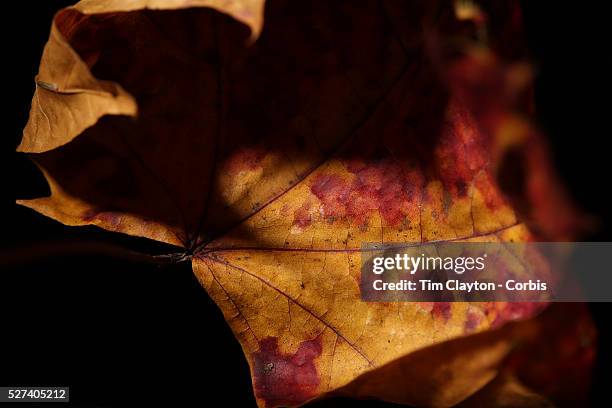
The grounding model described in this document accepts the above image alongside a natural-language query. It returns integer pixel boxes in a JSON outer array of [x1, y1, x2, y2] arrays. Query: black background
[[1, 1, 610, 407]]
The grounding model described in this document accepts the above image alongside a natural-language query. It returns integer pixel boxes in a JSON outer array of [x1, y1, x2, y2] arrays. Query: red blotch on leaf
[[310, 174, 351, 222], [308, 159, 423, 227], [464, 309, 481, 333], [253, 336, 322, 407], [431, 302, 452, 322], [293, 201, 313, 229], [436, 103, 490, 197], [224, 146, 267, 175], [82, 209, 121, 227], [488, 302, 546, 328]]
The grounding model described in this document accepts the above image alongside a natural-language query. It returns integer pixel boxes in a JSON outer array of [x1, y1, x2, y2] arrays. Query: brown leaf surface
[[18, 1, 595, 406]]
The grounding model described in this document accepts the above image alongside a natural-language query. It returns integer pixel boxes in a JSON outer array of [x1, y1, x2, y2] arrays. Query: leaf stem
[[0, 240, 190, 268]]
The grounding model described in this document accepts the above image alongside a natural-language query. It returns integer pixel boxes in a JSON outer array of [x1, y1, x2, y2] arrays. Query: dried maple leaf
[[18, 0, 595, 406]]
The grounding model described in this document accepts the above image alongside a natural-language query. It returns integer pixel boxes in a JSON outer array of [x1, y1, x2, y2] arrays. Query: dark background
[[1, 1, 610, 407]]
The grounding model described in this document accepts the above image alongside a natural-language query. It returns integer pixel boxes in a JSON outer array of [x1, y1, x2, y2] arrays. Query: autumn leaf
[[18, 0, 595, 406]]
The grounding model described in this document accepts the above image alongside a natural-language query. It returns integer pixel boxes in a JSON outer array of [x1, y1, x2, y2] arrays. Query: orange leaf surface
[[18, 1, 594, 406]]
